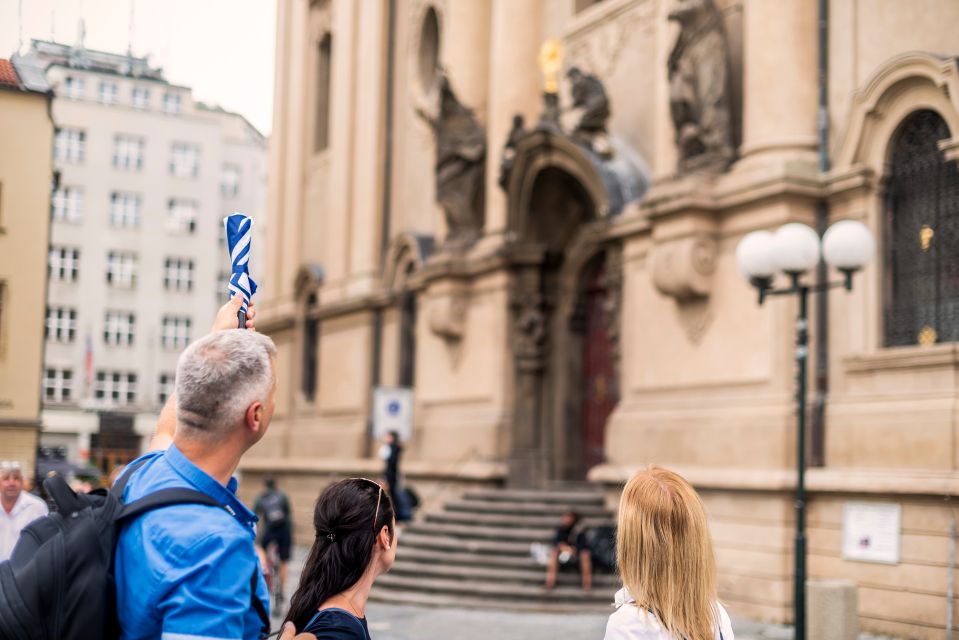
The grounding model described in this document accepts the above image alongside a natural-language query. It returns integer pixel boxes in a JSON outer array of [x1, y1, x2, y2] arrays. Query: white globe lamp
[[771, 223, 821, 275]]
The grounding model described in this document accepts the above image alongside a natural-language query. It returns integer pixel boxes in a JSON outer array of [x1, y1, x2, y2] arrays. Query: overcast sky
[[0, 0, 277, 135]]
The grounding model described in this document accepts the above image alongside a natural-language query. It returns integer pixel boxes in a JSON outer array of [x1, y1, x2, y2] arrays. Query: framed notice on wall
[[841, 502, 902, 564], [372, 387, 414, 442]]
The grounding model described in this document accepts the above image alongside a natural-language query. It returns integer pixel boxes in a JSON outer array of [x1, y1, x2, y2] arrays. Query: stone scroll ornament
[[667, 0, 735, 173], [224, 213, 258, 328], [418, 71, 487, 249]]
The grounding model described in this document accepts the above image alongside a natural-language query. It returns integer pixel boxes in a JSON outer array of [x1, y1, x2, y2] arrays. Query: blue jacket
[[114, 445, 269, 640]]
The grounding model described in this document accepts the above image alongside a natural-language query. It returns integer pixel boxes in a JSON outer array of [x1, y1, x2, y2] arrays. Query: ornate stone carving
[[651, 235, 718, 300], [418, 71, 486, 249], [676, 297, 713, 344], [428, 284, 468, 342], [667, 0, 735, 173], [600, 246, 624, 374], [564, 1, 654, 79], [567, 67, 612, 157], [510, 270, 549, 372], [499, 114, 527, 191]]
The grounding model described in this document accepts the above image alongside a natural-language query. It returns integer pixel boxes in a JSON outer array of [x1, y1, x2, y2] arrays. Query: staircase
[[371, 487, 619, 612]]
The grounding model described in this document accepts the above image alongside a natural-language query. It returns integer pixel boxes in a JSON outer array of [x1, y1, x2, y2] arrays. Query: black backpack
[[0, 459, 270, 640]]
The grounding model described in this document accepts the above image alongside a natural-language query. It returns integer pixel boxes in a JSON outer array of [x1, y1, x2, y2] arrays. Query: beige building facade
[[0, 57, 54, 479], [255, 0, 959, 635]]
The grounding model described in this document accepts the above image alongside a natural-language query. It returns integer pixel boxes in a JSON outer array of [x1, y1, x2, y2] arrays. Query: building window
[[163, 92, 182, 115], [99, 81, 118, 104], [103, 311, 136, 347], [113, 135, 144, 170], [63, 76, 85, 99], [884, 109, 959, 347], [166, 199, 198, 234], [161, 316, 192, 349], [399, 286, 417, 388], [44, 368, 73, 404], [163, 257, 194, 292], [221, 164, 241, 197], [110, 192, 141, 228], [314, 33, 332, 152], [170, 143, 199, 178], [94, 371, 137, 405], [132, 86, 150, 109], [302, 293, 319, 401], [49, 246, 80, 282], [52, 186, 83, 223], [157, 372, 175, 405], [54, 128, 86, 163], [46, 307, 77, 343], [106, 251, 137, 287]]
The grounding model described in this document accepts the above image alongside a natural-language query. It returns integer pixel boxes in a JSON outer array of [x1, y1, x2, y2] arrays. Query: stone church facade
[[252, 0, 959, 635]]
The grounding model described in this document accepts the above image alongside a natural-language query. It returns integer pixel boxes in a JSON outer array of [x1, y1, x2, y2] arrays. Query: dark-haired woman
[[285, 478, 397, 639]]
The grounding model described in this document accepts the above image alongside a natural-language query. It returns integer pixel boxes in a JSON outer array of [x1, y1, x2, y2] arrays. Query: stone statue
[[499, 114, 526, 191], [667, 0, 735, 173], [566, 67, 612, 157], [418, 72, 486, 248]]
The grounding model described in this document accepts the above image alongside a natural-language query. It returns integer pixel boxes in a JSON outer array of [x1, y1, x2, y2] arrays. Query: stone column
[[739, 0, 818, 165], [482, 0, 544, 242]]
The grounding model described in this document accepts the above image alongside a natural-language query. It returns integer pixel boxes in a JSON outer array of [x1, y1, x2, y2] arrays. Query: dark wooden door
[[581, 260, 617, 474]]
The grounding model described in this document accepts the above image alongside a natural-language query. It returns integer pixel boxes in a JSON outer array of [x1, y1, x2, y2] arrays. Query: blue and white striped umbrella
[[223, 213, 258, 316]]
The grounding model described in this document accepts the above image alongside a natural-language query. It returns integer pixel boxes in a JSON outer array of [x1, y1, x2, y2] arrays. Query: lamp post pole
[[792, 277, 809, 640]]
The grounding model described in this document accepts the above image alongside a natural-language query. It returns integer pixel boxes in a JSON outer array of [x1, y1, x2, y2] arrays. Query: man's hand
[[279, 622, 316, 640], [211, 295, 257, 332]]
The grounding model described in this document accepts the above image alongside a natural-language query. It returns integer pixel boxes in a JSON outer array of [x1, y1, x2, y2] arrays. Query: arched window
[[398, 263, 417, 388], [884, 109, 959, 347], [314, 33, 333, 152]]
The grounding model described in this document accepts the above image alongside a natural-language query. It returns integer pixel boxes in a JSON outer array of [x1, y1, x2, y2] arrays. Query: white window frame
[[110, 192, 141, 228], [157, 372, 176, 405], [43, 368, 73, 404], [163, 258, 194, 292], [55, 128, 85, 163], [103, 311, 136, 347], [113, 135, 144, 171], [132, 86, 150, 110], [221, 164, 241, 197], [63, 76, 85, 100], [106, 251, 137, 288], [170, 143, 199, 178], [161, 316, 192, 349], [94, 370, 137, 405], [52, 186, 83, 223], [166, 199, 198, 234], [49, 246, 80, 282], [163, 92, 182, 115], [45, 307, 77, 343], [98, 81, 118, 105]]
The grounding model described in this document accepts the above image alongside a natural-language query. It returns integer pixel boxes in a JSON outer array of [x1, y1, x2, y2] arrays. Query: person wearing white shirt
[[604, 467, 735, 640], [0, 461, 49, 562]]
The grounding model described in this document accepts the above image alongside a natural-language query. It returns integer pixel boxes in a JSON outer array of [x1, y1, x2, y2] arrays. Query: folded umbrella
[[223, 213, 258, 328]]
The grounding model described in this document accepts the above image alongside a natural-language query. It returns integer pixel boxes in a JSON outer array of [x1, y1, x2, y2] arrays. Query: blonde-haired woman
[[605, 467, 734, 640]]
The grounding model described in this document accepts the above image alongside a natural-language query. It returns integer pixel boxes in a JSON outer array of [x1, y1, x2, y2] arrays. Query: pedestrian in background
[[285, 478, 397, 639], [543, 510, 592, 591], [605, 467, 734, 640], [379, 431, 410, 521], [255, 476, 294, 601], [0, 461, 48, 562]]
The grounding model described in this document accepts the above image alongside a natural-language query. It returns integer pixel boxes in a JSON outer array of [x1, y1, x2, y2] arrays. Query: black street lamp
[[735, 220, 875, 640]]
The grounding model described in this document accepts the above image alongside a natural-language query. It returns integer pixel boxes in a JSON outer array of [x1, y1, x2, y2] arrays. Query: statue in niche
[[499, 114, 526, 191], [418, 71, 486, 249], [667, 0, 735, 173], [566, 66, 612, 157]]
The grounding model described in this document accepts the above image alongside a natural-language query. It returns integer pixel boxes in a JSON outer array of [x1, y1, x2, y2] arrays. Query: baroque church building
[[251, 0, 959, 635]]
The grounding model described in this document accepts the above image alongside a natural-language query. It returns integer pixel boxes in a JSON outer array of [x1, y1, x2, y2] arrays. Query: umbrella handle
[[237, 309, 247, 329]]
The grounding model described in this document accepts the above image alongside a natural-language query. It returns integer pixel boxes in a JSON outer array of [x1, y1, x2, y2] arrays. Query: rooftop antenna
[[127, 0, 135, 57], [77, 0, 86, 49]]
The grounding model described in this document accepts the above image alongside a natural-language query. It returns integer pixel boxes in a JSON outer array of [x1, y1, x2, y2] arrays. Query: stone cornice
[[240, 457, 507, 483]]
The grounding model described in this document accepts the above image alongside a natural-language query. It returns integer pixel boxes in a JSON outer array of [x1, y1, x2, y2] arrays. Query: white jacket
[[604, 588, 735, 640]]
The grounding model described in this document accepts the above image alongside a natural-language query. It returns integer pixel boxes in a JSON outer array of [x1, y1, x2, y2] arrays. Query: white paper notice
[[841, 502, 902, 564]]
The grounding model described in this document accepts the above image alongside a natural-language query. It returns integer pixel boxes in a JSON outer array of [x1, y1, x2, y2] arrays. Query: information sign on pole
[[372, 387, 413, 442]]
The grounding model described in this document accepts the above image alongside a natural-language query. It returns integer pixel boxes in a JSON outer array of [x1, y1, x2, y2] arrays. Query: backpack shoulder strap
[[116, 488, 224, 522], [111, 456, 153, 498], [249, 567, 270, 637]]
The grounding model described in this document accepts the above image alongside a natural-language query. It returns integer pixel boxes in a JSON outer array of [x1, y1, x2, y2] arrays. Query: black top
[[384, 443, 401, 487], [554, 524, 575, 546], [303, 608, 372, 640]]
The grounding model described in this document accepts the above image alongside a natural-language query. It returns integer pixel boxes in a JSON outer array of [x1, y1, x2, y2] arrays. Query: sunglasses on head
[[349, 477, 383, 533]]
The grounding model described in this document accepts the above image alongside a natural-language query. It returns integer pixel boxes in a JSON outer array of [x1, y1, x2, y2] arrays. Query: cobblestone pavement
[[271, 547, 897, 640]]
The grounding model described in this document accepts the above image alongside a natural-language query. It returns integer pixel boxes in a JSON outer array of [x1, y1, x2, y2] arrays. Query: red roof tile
[[0, 60, 20, 88]]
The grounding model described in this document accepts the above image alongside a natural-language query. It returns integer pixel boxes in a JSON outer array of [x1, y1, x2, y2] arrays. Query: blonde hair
[[616, 467, 718, 640]]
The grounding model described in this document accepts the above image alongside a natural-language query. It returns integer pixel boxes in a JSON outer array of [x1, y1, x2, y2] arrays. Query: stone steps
[[375, 485, 618, 612]]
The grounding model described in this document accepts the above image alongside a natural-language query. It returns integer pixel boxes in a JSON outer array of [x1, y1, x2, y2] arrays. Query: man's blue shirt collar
[[165, 443, 259, 530]]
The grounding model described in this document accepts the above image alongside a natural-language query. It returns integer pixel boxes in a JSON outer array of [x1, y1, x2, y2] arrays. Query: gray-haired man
[[112, 296, 314, 640], [0, 461, 48, 562]]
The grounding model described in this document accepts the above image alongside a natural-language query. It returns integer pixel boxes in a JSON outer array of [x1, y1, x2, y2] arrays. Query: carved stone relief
[[564, 1, 654, 79], [600, 245, 624, 375], [651, 235, 718, 300], [510, 270, 549, 372], [428, 284, 469, 342], [667, 0, 735, 173]]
